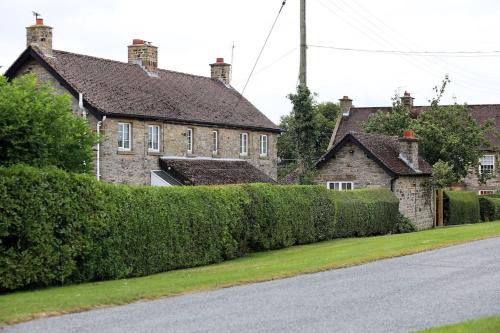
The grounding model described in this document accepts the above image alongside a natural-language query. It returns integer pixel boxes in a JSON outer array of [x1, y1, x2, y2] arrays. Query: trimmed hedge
[[444, 190, 481, 225], [479, 196, 500, 222], [0, 165, 400, 291]]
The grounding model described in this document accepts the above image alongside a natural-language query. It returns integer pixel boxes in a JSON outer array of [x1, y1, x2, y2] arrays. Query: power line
[[241, 0, 287, 96], [308, 44, 500, 57]]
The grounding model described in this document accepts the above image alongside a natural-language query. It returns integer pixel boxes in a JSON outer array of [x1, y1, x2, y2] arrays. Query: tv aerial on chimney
[[32, 11, 41, 19]]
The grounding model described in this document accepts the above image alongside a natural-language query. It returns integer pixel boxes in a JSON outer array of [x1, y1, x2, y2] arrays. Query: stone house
[[315, 131, 434, 230], [328, 94, 499, 195], [5, 18, 279, 186]]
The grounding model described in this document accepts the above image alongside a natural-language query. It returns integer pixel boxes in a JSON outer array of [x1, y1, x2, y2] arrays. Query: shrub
[[479, 196, 500, 222], [0, 166, 400, 291], [444, 190, 480, 225], [330, 189, 400, 237], [392, 214, 417, 234]]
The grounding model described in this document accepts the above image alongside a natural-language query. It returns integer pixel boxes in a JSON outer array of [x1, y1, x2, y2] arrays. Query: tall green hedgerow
[[0, 166, 400, 291], [444, 190, 480, 225], [330, 188, 400, 237], [479, 196, 500, 222]]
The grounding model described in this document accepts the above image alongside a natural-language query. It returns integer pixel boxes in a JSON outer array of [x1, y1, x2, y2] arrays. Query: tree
[[0, 74, 97, 173], [363, 76, 494, 184], [278, 93, 339, 179], [286, 85, 316, 183], [362, 94, 413, 136]]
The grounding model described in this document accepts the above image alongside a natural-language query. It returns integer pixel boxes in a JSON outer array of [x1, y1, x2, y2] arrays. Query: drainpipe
[[78, 93, 87, 118], [96, 116, 106, 181]]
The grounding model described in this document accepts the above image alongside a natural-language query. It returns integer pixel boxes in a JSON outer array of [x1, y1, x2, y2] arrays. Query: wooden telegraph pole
[[299, 0, 307, 87]]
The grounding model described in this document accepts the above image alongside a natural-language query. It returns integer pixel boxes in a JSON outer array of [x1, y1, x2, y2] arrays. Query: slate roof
[[159, 158, 276, 186], [334, 105, 499, 147], [318, 132, 433, 176], [6, 47, 279, 132]]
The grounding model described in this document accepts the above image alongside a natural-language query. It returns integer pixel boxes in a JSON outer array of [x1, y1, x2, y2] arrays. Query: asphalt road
[[4, 237, 500, 333]]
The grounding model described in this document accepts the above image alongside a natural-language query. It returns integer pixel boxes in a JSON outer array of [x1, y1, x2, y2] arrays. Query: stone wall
[[393, 176, 434, 230], [13, 59, 278, 185], [313, 143, 392, 188], [99, 118, 278, 184], [463, 151, 500, 194], [314, 142, 435, 230]]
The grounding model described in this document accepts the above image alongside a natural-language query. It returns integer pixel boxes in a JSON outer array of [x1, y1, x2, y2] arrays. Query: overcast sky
[[1, 0, 500, 124]]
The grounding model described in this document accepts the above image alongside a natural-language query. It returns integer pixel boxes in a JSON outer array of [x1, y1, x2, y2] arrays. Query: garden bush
[[444, 190, 480, 225], [0, 165, 400, 291], [479, 196, 500, 222], [330, 189, 400, 237]]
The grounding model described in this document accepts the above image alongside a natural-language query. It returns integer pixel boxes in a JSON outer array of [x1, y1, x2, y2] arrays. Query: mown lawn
[[418, 316, 500, 332], [1, 221, 500, 326]]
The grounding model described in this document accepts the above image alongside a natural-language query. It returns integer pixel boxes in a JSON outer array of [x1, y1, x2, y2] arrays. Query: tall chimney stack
[[339, 96, 353, 116], [26, 17, 53, 55], [128, 39, 158, 73], [399, 130, 420, 172], [400, 91, 414, 110], [210, 58, 231, 85]]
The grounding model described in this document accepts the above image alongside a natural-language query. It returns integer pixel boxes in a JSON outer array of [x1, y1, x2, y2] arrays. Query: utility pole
[[299, 0, 307, 87]]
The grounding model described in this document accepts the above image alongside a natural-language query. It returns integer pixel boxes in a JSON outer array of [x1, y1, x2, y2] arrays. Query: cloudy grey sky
[[1, 0, 500, 124]]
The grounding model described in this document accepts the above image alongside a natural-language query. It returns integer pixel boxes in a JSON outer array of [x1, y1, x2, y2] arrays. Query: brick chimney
[[210, 58, 231, 85], [26, 17, 53, 55], [128, 39, 158, 73], [339, 96, 353, 116], [399, 130, 420, 171], [400, 91, 414, 109]]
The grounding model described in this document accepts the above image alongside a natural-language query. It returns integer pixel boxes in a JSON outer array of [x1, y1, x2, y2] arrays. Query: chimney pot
[[216, 57, 224, 63], [132, 39, 144, 45], [403, 130, 416, 138], [36, 18, 44, 25]]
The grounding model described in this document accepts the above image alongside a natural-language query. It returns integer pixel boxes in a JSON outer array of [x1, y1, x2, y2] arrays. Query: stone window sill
[[147, 150, 162, 156], [117, 150, 135, 155]]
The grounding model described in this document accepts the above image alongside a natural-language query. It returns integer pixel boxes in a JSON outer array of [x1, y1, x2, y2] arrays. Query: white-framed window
[[240, 132, 248, 156], [186, 128, 193, 153], [212, 130, 218, 155], [259, 134, 268, 156], [479, 190, 495, 196], [479, 155, 495, 175], [148, 125, 160, 152], [327, 181, 354, 191], [118, 122, 131, 151]]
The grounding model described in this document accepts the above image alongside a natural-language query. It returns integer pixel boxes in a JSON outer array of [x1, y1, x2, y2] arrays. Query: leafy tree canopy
[[363, 76, 495, 185], [278, 90, 339, 179], [0, 74, 97, 173]]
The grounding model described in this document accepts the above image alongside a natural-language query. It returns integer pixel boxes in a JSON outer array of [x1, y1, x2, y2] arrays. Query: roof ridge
[[52, 49, 219, 82]]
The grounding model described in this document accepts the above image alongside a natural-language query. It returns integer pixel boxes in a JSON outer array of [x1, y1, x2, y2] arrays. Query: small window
[[148, 125, 160, 152], [327, 181, 353, 191], [240, 133, 248, 156], [479, 155, 495, 175], [186, 128, 193, 153], [479, 190, 494, 196], [212, 130, 219, 155], [259, 135, 268, 156], [118, 122, 131, 151]]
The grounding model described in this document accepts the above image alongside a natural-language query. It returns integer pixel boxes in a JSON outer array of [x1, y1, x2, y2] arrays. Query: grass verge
[[418, 316, 500, 332], [1, 221, 500, 326]]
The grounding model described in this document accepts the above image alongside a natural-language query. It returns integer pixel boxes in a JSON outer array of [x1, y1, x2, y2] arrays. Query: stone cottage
[[316, 131, 434, 230], [5, 18, 279, 186], [328, 94, 499, 195]]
